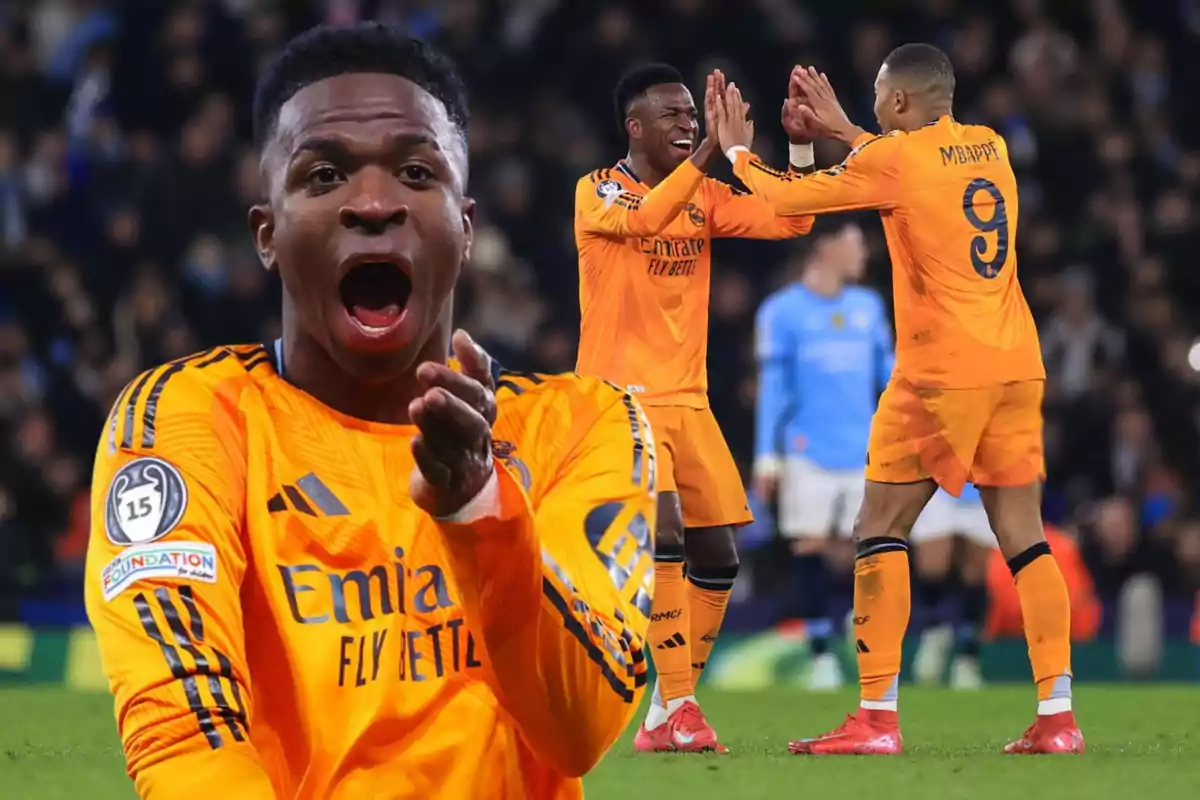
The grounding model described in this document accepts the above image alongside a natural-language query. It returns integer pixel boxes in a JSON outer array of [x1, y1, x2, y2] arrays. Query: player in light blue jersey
[[910, 481, 994, 689], [753, 221, 894, 690]]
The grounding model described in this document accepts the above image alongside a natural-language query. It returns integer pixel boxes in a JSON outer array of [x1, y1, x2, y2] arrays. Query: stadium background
[[2, 0, 1200, 698]]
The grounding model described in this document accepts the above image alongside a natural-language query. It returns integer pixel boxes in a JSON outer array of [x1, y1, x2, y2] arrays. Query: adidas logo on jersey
[[267, 472, 350, 517]]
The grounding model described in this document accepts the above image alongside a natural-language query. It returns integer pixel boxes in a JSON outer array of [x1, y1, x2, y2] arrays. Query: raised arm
[[707, 179, 814, 240], [436, 385, 655, 777], [727, 136, 899, 216], [575, 159, 707, 238], [713, 71, 898, 216], [86, 368, 276, 799]]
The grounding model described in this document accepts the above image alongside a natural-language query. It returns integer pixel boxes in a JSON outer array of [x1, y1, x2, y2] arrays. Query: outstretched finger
[[705, 72, 718, 123], [714, 82, 730, 123], [730, 83, 750, 119], [724, 82, 740, 115], [713, 69, 727, 97], [788, 65, 804, 99], [451, 329, 492, 391], [795, 67, 824, 97]]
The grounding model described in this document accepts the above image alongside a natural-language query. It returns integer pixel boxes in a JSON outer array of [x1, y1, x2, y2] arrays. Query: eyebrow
[[290, 132, 442, 161]]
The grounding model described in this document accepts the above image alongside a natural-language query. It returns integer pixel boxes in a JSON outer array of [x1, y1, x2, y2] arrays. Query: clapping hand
[[409, 329, 498, 519]]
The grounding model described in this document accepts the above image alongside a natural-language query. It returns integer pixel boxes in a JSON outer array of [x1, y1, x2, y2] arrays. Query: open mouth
[[338, 261, 413, 333], [670, 138, 694, 154]]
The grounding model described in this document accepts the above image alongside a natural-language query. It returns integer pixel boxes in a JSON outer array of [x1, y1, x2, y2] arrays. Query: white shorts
[[910, 490, 996, 547], [778, 457, 864, 538]]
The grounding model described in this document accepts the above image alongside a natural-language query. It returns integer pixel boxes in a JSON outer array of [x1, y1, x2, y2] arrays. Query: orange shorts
[[641, 405, 752, 529], [866, 376, 1045, 497]]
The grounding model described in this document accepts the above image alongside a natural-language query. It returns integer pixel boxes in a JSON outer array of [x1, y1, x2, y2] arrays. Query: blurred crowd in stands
[[1, 0, 1199, 630]]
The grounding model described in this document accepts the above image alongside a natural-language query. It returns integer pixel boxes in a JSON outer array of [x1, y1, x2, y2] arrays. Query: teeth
[[351, 319, 391, 334]]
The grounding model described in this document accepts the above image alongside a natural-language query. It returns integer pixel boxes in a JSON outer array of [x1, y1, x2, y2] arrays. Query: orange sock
[[1010, 542, 1073, 705], [853, 539, 911, 707], [649, 558, 692, 702], [686, 565, 739, 689]]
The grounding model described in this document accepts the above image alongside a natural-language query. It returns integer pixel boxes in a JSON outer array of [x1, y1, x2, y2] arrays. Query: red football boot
[[667, 700, 729, 754], [633, 721, 675, 753], [1004, 711, 1085, 755], [789, 708, 903, 755]]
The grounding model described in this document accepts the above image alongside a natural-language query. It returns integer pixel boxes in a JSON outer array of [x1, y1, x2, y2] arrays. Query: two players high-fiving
[[707, 65, 863, 152]]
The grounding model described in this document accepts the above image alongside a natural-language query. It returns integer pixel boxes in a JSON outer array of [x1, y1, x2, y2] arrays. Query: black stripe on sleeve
[[541, 577, 635, 703], [620, 394, 645, 489], [120, 368, 160, 450], [154, 587, 246, 743], [138, 348, 233, 449], [134, 592, 223, 749], [178, 586, 249, 736]]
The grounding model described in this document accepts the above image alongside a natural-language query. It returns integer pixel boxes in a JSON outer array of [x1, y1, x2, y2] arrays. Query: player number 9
[[962, 177, 1009, 279]]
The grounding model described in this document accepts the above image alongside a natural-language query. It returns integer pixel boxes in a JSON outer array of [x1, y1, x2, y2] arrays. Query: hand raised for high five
[[712, 78, 754, 151], [781, 67, 817, 145], [790, 66, 866, 146]]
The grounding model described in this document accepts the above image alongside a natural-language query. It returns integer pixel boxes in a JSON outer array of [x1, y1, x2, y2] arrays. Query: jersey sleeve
[[575, 161, 705, 237], [729, 133, 901, 215], [436, 385, 655, 777], [707, 179, 814, 239], [84, 364, 276, 799], [754, 295, 795, 476]]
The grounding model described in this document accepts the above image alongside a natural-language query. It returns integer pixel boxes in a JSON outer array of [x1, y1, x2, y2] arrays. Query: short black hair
[[252, 23, 469, 148], [613, 63, 685, 133], [882, 43, 955, 99]]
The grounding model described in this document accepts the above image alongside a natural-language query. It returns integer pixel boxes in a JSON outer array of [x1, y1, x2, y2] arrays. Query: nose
[[339, 169, 408, 233]]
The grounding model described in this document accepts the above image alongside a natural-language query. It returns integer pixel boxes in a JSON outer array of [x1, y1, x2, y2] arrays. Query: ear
[[893, 88, 909, 115], [626, 117, 641, 140], [460, 197, 476, 266], [248, 204, 276, 272]]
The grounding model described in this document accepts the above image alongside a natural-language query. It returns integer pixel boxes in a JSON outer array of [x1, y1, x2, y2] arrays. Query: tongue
[[349, 303, 401, 329]]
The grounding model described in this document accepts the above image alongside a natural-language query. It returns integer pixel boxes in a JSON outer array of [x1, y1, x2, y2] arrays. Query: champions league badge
[[105, 457, 189, 546]]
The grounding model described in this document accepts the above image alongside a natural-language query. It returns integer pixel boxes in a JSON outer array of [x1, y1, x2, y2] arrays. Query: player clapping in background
[[574, 64, 817, 753], [713, 44, 1083, 755], [754, 221, 893, 691], [86, 25, 657, 798]]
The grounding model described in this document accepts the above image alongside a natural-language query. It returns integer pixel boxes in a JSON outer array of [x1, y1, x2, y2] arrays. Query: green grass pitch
[[1, 685, 1196, 798]]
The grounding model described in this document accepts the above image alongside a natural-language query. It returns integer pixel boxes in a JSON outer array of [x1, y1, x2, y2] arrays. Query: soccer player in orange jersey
[[575, 64, 815, 753], [84, 25, 658, 799], [712, 44, 1083, 756]]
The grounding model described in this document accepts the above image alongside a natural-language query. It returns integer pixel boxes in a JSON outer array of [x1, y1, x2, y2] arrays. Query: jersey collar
[[616, 160, 644, 186]]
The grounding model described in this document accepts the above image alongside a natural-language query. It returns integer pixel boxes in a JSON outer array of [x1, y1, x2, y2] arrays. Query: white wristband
[[789, 142, 815, 168], [724, 145, 750, 163]]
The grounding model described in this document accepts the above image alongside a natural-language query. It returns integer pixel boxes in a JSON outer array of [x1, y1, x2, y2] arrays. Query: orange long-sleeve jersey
[[730, 116, 1044, 389], [85, 344, 657, 799], [575, 159, 813, 408]]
